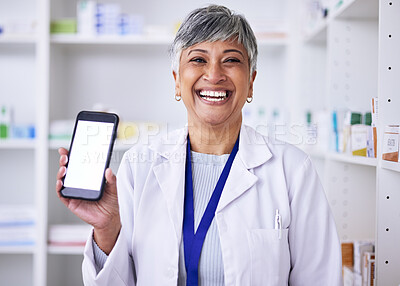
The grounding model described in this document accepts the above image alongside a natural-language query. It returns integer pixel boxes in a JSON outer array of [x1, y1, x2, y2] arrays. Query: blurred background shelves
[[301, 147, 378, 167], [303, 19, 327, 43], [0, 34, 37, 44], [303, 0, 379, 43], [50, 34, 289, 47], [50, 34, 174, 45], [332, 0, 379, 20], [0, 245, 35, 254], [3, 0, 400, 285], [0, 139, 36, 149], [47, 245, 85, 255], [327, 152, 377, 167]]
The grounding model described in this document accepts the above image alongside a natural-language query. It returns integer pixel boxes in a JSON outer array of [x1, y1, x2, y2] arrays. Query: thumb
[[105, 168, 117, 191]]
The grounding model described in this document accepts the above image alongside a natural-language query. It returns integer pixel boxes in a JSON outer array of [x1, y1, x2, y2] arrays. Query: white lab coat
[[82, 125, 343, 286]]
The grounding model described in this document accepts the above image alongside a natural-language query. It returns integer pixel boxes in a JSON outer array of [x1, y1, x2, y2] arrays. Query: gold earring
[[246, 96, 253, 103], [175, 94, 181, 101]]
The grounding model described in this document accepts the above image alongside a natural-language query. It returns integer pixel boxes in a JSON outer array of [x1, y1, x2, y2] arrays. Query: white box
[[351, 124, 368, 156], [343, 266, 354, 286], [77, 1, 96, 35], [354, 241, 374, 275]]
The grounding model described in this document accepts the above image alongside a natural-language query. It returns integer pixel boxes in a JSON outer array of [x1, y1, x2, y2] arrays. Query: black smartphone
[[60, 111, 119, 201]]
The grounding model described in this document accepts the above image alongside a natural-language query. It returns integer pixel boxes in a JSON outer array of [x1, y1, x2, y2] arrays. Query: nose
[[203, 61, 226, 84]]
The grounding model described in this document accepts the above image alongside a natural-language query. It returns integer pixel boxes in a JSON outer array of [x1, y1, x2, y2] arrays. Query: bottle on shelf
[[0, 105, 11, 139]]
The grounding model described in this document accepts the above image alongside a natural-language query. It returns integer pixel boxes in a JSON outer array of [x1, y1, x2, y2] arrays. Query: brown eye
[[190, 57, 206, 63], [225, 58, 241, 63]]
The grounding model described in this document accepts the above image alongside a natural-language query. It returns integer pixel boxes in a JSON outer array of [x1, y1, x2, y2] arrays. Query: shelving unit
[[375, 0, 400, 284], [0, 0, 41, 284], [296, 0, 379, 248], [299, 0, 400, 284], [303, 0, 379, 44], [381, 160, 400, 173]]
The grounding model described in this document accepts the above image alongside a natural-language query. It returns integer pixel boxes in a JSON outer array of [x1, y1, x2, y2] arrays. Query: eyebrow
[[187, 48, 244, 58]]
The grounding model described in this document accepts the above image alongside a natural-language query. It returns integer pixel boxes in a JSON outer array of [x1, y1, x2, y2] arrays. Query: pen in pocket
[[274, 209, 282, 239]]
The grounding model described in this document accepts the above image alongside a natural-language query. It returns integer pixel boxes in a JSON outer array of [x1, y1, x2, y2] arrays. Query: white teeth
[[199, 90, 228, 102], [199, 90, 227, 98]]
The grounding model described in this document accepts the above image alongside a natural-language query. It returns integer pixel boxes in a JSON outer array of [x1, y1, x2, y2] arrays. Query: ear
[[248, 70, 257, 98], [173, 70, 180, 96]]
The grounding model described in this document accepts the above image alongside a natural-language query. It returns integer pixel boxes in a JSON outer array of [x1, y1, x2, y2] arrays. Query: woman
[[56, 5, 343, 286]]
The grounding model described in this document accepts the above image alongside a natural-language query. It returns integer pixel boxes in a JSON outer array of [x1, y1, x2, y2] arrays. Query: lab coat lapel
[[150, 125, 273, 237], [217, 125, 273, 212], [151, 128, 187, 242]]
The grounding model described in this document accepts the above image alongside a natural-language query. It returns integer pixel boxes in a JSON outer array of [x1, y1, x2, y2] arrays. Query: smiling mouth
[[197, 90, 231, 102]]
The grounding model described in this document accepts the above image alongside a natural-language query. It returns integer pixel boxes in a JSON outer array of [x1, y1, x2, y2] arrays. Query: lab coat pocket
[[247, 228, 290, 286]]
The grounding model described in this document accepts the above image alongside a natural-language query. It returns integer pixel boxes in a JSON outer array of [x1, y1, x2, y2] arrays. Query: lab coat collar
[[150, 124, 273, 239], [149, 124, 273, 169]]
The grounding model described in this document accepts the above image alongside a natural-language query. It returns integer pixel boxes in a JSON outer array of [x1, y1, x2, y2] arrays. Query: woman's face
[[173, 40, 256, 129]]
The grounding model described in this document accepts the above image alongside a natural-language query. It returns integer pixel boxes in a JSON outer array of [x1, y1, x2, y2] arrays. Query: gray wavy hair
[[169, 5, 258, 76]]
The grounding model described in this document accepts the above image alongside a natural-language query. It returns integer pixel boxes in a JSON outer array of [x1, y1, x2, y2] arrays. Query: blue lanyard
[[183, 135, 239, 286]]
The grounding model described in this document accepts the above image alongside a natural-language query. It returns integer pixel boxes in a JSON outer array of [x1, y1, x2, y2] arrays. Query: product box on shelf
[[0, 105, 12, 139], [362, 252, 375, 286], [343, 266, 354, 286], [353, 241, 374, 276], [341, 241, 354, 268], [76, 1, 144, 36], [351, 124, 368, 156], [0, 205, 36, 247], [382, 125, 399, 162], [0, 19, 37, 35], [50, 19, 77, 34], [48, 224, 92, 247], [371, 98, 378, 158]]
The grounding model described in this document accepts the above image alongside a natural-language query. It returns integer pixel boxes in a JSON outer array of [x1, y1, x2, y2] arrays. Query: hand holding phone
[[61, 111, 119, 200], [55, 111, 121, 254]]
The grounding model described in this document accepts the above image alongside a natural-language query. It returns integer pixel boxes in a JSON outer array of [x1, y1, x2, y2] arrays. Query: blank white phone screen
[[64, 120, 115, 191]]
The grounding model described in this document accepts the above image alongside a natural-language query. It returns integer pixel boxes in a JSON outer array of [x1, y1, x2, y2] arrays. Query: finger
[[58, 147, 68, 156], [105, 168, 116, 185], [56, 179, 70, 207], [58, 148, 68, 167], [57, 166, 67, 180], [56, 179, 63, 193], [59, 154, 68, 167], [105, 168, 117, 195]]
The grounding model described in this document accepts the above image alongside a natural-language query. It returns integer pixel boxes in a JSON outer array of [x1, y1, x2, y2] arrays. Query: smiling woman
[[173, 40, 256, 154], [170, 5, 258, 155], [56, 4, 343, 286]]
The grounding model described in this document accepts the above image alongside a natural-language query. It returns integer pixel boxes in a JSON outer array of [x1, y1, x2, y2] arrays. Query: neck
[[187, 119, 241, 155]]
